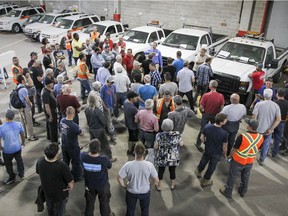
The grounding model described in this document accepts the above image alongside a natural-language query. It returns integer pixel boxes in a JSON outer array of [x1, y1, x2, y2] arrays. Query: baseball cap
[[163, 91, 172, 96], [256, 63, 263, 69], [107, 76, 114, 83], [173, 95, 183, 105], [127, 91, 139, 99], [30, 51, 38, 58], [245, 118, 259, 131], [5, 109, 15, 120]]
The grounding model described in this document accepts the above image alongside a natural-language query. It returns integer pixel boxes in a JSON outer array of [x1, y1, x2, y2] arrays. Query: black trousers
[[178, 90, 194, 109], [3, 150, 24, 179], [158, 166, 176, 180], [46, 113, 58, 142], [222, 121, 240, 156], [196, 113, 216, 145], [36, 88, 43, 113], [89, 128, 112, 159], [62, 146, 82, 181], [84, 183, 112, 216]]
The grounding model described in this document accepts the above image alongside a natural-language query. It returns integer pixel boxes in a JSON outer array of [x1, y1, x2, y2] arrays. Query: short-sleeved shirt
[[96, 67, 110, 86], [43, 55, 53, 70], [177, 67, 195, 92], [193, 54, 210, 71], [172, 58, 184, 74], [196, 63, 213, 86], [42, 87, 57, 115], [60, 118, 82, 147], [81, 152, 111, 190], [36, 157, 73, 202], [142, 59, 153, 75], [123, 55, 134, 73], [221, 103, 247, 122], [135, 109, 159, 132], [123, 100, 138, 130], [251, 71, 265, 90], [100, 84, 116, 108], [17, 84, 29, 107], [72, 39, 83, 58], [130, 83, 143, 93], [118, 160, 158, 194], [137, 84, 157, 108], [162, 65, 176, 81], [253, 100, 281, 133], [57, 94, 81, 115], [275, 99, 288, 121], [159, 82, 178, 96], [200, 91, 224, 115], [203, 124, 228, 155], [0, 122, 24, 154], [31, 66, 43, 89], [114, 73, 130, 93]]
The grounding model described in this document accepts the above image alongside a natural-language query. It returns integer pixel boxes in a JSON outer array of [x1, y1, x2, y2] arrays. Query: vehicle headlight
[[238, 82, 249, 92], [50, 34, 58, 38]]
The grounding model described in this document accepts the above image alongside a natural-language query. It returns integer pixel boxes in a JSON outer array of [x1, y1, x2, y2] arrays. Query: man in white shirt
[[177, 61, 195, 110], [193, 48, 210, 73], [113, 55, 127, 75]]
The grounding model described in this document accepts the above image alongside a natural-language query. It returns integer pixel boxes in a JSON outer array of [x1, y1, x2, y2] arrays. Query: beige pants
[[19, 107, 34, 139]]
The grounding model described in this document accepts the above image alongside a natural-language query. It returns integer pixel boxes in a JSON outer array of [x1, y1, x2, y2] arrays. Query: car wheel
[[60, 37, 66, 50], [12, 23, 21, 33]]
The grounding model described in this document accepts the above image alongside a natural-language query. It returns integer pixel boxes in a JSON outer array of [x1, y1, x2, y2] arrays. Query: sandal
[[170, 181, 176, 190]]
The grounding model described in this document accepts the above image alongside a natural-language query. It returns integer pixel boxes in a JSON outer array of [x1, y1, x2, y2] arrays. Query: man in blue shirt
[[96, 62, 111, 86], [0, 109, 25, 184], [81, 139, 114, 216], [91, 47, 105, 81], [172, 51, 184, 75], [145, 42, 163, 71], [137, 75, 158, 109], [60, 106, 84, 182], [100, 76, 117, 143]]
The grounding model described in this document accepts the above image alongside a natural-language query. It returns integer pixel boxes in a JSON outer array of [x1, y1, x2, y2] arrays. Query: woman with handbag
[[154, 118, 183, 191]]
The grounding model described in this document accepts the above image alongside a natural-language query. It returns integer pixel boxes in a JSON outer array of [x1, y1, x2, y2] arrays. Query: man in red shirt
[[195, 80, 225, 152], [123, 48, 134, 79], [117, 35, 126, 58], [248, 63, 265, 109]]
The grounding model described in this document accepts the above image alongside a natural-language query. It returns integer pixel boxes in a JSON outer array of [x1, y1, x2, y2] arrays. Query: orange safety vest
[[78, 61, 90, 80], [65, 36, 72, 50], [156, 98, 175, 120], [90, 32, 100, 41], [11, 65, 23, 84], [233, 133, 264, 165]]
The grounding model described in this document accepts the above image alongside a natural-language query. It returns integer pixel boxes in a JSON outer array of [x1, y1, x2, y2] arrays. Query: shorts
[[128, 129, 139, 142]]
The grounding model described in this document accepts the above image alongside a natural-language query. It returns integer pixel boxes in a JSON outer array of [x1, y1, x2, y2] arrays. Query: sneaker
[[219, 187, 232, 198], [110, 157, 117, 163], [201, 179, 213, 188], [28, 136, 38, 141], [257, 158, 264, 166], [18, 174, 24, 180], [4, 177, 16, 185], [195, 169, 203, 178], [238, 187, 245, 197]]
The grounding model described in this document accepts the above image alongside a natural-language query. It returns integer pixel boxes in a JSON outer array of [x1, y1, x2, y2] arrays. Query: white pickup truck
[[78, 20, 126, 43], [211, 35, 288, 106], [123, 26, 165, 59], [158, 24, 229, 67]]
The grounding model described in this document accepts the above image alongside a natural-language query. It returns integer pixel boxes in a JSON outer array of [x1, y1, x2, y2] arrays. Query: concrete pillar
[[114, 0, 121, 14], [238, 0, 254, 36]]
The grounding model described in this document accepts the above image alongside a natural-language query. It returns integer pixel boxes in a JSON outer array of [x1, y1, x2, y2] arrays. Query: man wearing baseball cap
[[220, 118, 264, 198]]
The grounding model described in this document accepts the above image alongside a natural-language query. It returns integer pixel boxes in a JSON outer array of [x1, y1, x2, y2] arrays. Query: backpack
[[10, 86, 26, 109]]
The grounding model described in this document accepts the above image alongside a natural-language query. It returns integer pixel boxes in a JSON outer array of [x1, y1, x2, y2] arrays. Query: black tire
[[12, 23, 21, 33], [60, 37, 66, 50]]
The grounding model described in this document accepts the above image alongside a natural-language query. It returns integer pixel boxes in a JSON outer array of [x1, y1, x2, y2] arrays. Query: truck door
[[200, 34, 211, 53], [116, 24, 124, 38], [148, 31, 159, 44], [264, 46, 275, 77]]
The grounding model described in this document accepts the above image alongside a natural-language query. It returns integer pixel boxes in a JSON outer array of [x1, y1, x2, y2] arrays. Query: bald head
[[230, 93, 240, 104]]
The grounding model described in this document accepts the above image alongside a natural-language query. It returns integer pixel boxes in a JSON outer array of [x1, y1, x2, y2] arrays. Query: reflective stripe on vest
[[90, 32, 100, 40], [11, 65, 23, 84], [65, 36, 72, 50], [156, 98, 175, 120], [78, 61, 90, 79], [233, 133, 263, 165]]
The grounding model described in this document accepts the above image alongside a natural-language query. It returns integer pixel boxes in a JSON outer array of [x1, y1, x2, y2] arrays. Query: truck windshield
[[123, 30, 149, 43], [162, 33, 199, 50], [38, 15, 55, 24], [83, 24, 106, 35], [55, 19, 73, 29], [216, 42, 265, 65], [6, 10, 21, 17]]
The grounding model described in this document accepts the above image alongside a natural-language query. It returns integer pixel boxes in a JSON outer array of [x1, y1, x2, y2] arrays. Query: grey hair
[[87, 92, 101, 109], [209, 80, 218, 88], [45, 68, 53, 75], [145, 99, 154, 109], [56, 74, 64, 83], [61, 84, 70, 93], [92, 81, 101, 91], [116, 55, 122, 62], [161, 119, 174, 132], [263, 88, 273, 99]]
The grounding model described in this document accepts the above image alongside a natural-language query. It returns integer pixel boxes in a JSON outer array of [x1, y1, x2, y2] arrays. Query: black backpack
[[10, 86, 26, 109]]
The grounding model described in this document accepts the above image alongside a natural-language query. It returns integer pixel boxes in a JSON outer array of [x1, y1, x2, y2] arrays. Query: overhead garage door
[[265, 1, 288, 48]]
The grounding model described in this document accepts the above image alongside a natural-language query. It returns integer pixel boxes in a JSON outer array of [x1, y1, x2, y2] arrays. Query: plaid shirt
[[149, 70, 162, 88], [196, 63, 213, 86]]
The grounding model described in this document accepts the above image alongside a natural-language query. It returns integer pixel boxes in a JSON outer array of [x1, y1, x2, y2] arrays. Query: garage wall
[[249, 0, 266, 32]]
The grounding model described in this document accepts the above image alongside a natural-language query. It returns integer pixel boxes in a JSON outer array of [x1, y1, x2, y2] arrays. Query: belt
[[140, 129, 154, 133]]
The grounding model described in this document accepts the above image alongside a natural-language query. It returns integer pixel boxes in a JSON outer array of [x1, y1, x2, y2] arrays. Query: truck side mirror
[[270, 59, 278, 69]]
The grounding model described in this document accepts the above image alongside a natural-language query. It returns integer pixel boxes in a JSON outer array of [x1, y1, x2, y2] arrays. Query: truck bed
[[211, 33, 228, 43]]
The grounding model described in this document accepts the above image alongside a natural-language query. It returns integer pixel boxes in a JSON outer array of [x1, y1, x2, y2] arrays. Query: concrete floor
[[0, 32, 288, 216]]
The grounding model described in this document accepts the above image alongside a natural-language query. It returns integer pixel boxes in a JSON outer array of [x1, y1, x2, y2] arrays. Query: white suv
[[0, 6, 45, 33], [0, 4, 18, 16], [24, 11, 79, 41], [40, 14, 99, 48]]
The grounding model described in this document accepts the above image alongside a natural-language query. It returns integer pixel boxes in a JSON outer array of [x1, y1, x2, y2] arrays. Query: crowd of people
[[0, 30, 288, 216]]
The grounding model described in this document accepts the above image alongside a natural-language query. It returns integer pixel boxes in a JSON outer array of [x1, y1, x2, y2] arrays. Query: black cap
[[245, 118, 259, 131]]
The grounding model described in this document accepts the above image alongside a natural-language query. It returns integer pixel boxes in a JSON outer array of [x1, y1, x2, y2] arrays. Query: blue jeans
[[126, 190, 150, 216], [196, 114, 216, 145], [259, 134, 272, 162], [46, 198, 66, 216], [79, 79, 91, 99], [67, 50, 72, 65], [197, 153, 221, 180], [224, 159, 253, 197], [273, 121, 285, 156]]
